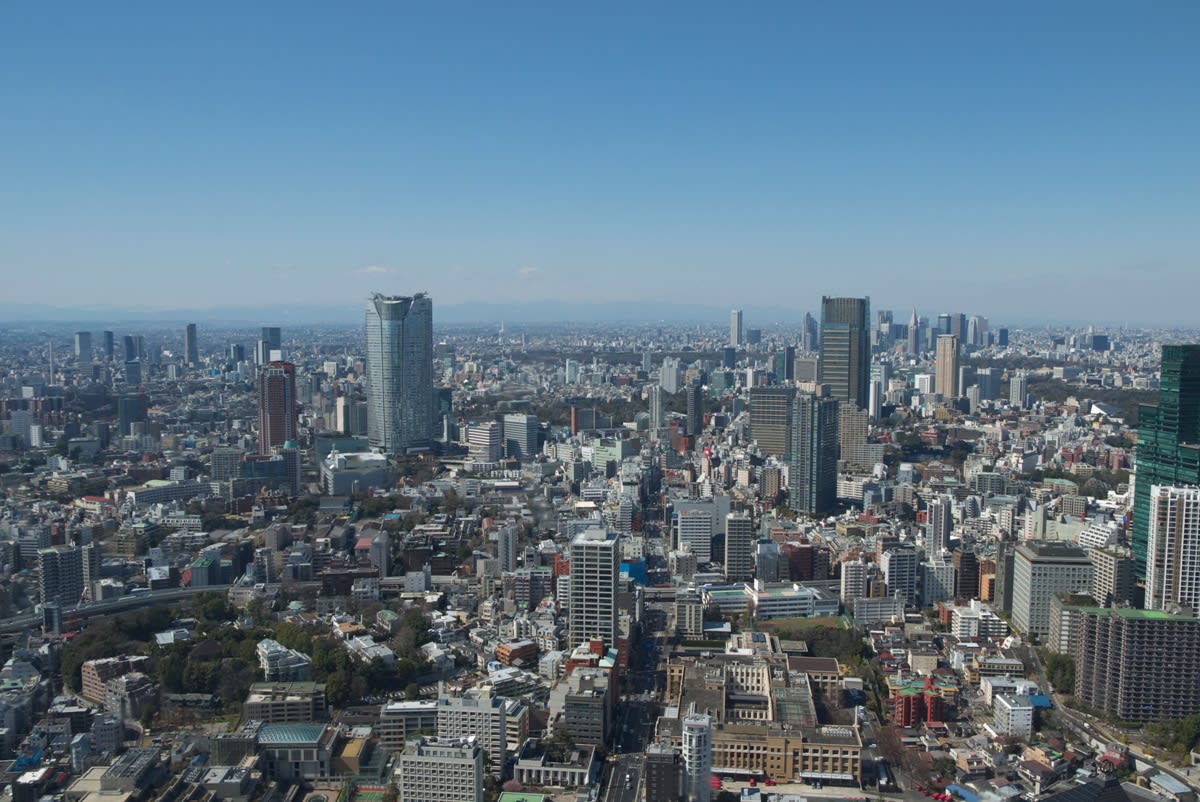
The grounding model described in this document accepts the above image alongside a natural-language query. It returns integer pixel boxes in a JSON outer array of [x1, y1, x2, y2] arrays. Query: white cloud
[[518, 266, 541, 279], [359, 265, 393, 275]]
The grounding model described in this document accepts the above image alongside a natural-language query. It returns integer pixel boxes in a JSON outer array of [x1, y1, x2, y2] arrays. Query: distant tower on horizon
[[818, 296, 870, 410], [729, 308, 743, 348], [258, 327, 282, 364], [907, 309, 919, 355], [184, 323, 198, 367], [258, 361, 297, 455], [74, 331, 92, 361], [366, 292, 434, 455]]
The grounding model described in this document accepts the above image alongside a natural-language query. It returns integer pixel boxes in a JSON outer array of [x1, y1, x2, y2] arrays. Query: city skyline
[[2, 4, 1198, 323]]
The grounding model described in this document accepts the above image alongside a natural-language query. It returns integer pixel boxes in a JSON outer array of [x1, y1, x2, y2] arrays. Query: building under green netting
[[1132, 344, 1200, 579]]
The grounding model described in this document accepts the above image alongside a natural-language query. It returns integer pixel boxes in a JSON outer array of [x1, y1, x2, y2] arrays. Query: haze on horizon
[[1, 3, 1197, 325]]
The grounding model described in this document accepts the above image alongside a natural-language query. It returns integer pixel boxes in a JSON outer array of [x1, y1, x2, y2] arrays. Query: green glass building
[[1132, 344, 1200, 579]]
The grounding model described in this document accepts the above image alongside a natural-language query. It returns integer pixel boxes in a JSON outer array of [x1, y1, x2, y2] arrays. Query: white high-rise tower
[[366, 293, 434, 454]]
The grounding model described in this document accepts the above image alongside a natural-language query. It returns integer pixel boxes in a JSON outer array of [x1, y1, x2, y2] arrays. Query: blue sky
[[1, 2, 1197, 323]]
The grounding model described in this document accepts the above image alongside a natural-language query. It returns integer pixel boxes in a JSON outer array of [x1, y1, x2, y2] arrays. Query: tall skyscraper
[[647, 384, 664, 438], [1132, 345, 1200, 579], [724, 513, 754, 582], [1146, 484, 1200, 611], [568, 527, 619, 648], [948, 312, 967, 343], [801, 311, 818, 352], [117, 394, 146, 436], [788, 391, 839, 515], [935, 335, 960, 398], [729, 309, 743, 348], [685, 382, 703, 437], [907, 309, 919, 354], [1009, 369, 1029, 409], [660, 356, 682, 394], [682, 712, 713, 802], [818, 296, 870, 409], [258, 326, 282, 365], [101, 330, 114, 361], [927, 495, 953, 552], [258, 362, 297, 455], [366, 293, 434, 455], [183, 323, 198, 366], [74, 331, 92, 361], [975, 367, 999, 401]]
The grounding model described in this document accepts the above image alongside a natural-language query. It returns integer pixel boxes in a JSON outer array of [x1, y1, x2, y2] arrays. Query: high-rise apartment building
[[39, 545, 84, 606], [102, 330, 114, 361], [568, 527, 619, 648], [660, 356, 683, 394], [1090, 545, 1136, 608], [685, 382, 704, 437], [881, 546, 918, 605], [818, 296, 870, 409], [1074, 606, 1200, 723], [730, 309, 743, 348], [258, 361, 297, 455], [748, 386, 795, 457], [183, 323, 198, 366], [953, 549, 980, 600], [1009, 370, 1029, 409], [682, 712, 713, 802], [935, 335, 960, 398], [366, 293, 434, 455], [1146, 484, 1200, 611], [927, 495, 953, 553], [788, 391, 839, 515], [840, 559, 868, 602], [1011, 541, 1093, 639], [724, 513, 755, 582], [1133, 345, 1200, 578], [497, 523, 519, 574], [648, 384, 664, 438]]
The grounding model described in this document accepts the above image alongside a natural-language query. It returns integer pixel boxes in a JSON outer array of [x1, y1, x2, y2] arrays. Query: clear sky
[[1, 2, 1197, 323]]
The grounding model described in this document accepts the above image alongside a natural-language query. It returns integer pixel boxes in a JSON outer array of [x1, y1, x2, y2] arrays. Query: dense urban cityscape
[[0, 295, 1199, 802], [4, 4, 1197, 802]]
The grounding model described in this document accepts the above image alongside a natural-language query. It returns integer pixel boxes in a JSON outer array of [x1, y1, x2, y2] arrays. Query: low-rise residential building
[[990, 694, 1034, 740], [256, 639, 311, 682], [242, 682, 328, 723]]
